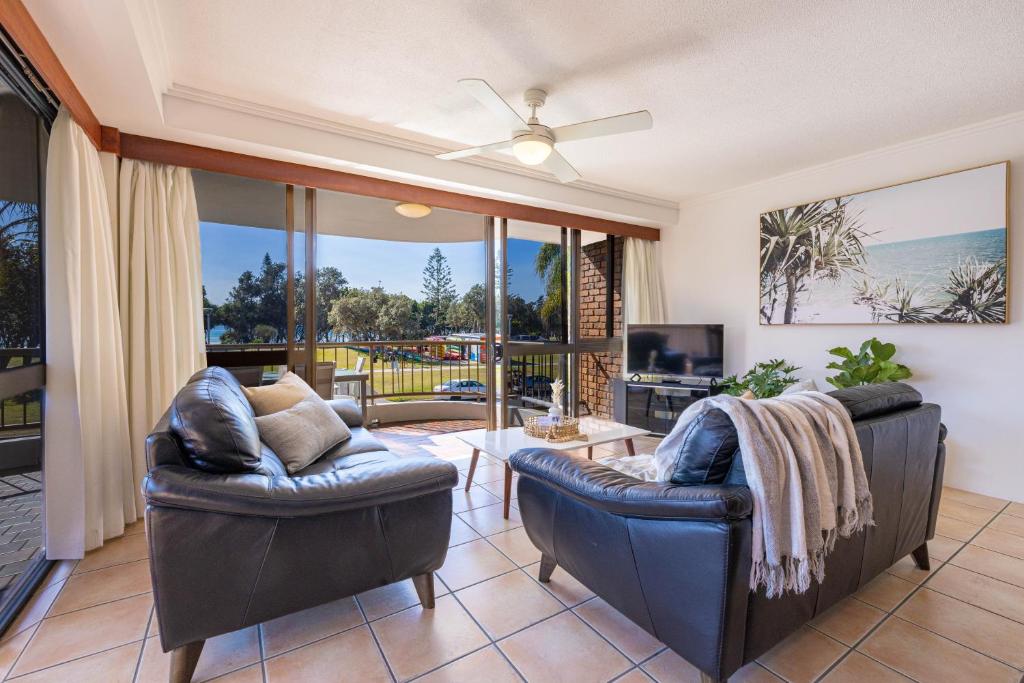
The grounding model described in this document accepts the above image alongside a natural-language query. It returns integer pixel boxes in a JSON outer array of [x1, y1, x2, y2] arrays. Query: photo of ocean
[[760, 161, 1008, 325], [799, 227, 1007, 323]]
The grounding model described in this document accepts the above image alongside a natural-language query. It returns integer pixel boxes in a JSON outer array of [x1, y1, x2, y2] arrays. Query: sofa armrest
[[328, 398, 364, 427], [510, 448, 752, 521], [143, 456, 457, 517]]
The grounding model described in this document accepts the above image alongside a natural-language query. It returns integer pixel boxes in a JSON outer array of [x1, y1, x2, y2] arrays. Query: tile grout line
[[812, 499, 1012, 682], [354, 587, 399, 683], [2, 559, 77, 682], [7, 635, 147, 681], [256, 619, 268, 683], [451, 485, 657, 678], [130, 605, 155, 683]]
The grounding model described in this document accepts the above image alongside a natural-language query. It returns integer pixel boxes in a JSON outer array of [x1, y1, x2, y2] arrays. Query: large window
[[314, 188, 486, 401], [0, 42, 53, 621], [194, 171, 289, 347]]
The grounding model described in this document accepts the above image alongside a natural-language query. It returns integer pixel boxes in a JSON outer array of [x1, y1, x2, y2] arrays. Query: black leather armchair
[[144, 367, 458, 683], [511, 391, 945, 682]]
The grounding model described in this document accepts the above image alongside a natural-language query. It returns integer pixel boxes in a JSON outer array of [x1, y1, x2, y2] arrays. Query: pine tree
[[421, 247, 456, 334]]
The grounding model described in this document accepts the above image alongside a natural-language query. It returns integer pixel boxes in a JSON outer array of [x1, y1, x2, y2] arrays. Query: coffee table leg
[[587, 446, 593, 460], [465, 448, 480, 492], [625, 438, 636, 456], [503, 462, 512, 519]]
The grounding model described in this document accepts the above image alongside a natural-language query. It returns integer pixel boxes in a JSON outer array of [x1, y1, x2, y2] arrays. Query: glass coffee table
[[457, 417, 650, 519]]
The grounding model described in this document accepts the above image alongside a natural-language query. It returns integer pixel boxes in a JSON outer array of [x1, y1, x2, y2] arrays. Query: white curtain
[[118, 160, 206, 510], [623, 237, 667, 324], [44, 109, 135, 557]]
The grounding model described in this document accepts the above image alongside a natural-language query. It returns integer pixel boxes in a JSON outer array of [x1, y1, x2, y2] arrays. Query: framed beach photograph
[[759, 161, 1009, 325]]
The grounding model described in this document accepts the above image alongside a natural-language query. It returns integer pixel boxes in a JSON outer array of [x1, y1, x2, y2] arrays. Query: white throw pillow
[[254, 395, 352, 474], [243, 371, 317, 416]]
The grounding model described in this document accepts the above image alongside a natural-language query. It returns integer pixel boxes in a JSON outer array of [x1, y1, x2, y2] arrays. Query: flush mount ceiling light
[[435, 80, 653, 183], [394, 202, 432, 218], [512, 129, 553, 165]]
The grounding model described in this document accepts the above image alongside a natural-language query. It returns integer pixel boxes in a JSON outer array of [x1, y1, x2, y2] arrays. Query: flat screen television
[[626, 324, 724, 379]]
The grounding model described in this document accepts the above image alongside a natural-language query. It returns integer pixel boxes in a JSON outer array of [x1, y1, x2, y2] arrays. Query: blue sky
[[200, 222, 548, 304]]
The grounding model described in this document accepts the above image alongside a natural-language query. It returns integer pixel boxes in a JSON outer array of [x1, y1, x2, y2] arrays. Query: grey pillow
[[254, 395, 352, 474]]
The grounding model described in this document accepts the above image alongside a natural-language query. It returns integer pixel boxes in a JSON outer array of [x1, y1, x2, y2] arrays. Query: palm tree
[[534, 243, 563, 330], [936, 257, 1006, 323], [852, 278, 938, 323], [760, 198, 872, 323]]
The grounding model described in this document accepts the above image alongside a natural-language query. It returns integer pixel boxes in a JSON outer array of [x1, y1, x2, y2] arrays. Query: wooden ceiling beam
[[119, 133, 660, 240]]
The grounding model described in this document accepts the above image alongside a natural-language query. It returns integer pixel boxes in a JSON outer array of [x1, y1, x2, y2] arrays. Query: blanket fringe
[[752, 549, 830, 598]]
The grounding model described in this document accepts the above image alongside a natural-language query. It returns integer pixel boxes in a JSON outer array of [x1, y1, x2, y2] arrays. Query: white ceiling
[[25, 0, 1024, 207]]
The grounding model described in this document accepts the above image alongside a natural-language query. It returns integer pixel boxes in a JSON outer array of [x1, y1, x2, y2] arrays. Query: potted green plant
[[826, 337, 912, 388], [721, 359, 802, 399]]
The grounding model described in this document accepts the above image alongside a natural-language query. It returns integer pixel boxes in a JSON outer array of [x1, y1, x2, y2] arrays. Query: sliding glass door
[[193, 175, 622, 426], [0, 44, 54, 626]]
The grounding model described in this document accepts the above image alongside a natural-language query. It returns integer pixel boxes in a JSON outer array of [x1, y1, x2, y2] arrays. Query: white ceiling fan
[[435, 79, 653, 183]]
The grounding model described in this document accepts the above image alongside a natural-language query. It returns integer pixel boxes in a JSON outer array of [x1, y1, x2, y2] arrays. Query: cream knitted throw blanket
[[650, 391, 874, 597]]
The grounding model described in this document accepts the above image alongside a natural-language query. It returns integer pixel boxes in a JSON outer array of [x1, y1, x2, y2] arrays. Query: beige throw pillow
[[254, 395, 352, 474], [243, 371, 317, 416]]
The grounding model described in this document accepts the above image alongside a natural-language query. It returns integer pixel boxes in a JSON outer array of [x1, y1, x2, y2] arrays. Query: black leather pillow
[[170, 367, 263, 473], [827, 382, 922, 420], [667, 408, 739, 485]]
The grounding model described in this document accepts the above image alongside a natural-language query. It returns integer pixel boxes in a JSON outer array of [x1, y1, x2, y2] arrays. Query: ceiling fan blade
[[458, 79, 530, 132], [551, 110, 653, 144], [435, 139, 513, 160], [543, 149, 581, 183]]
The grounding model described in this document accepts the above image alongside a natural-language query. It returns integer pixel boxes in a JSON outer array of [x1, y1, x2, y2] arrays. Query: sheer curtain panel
[[44, 108, 135, 557], [623, 237, 667, 324], [118, 160, 205, 510]]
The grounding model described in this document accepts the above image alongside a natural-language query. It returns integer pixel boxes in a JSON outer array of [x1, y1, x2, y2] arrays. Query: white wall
[[662, 113, 1024, 502]]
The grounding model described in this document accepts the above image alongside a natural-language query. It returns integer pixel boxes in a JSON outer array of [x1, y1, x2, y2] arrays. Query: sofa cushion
[[242, 371, 316, 416], [296, 428, 389, 476], [255, 395, 352, 474], [827, 382, 922, 420], [667, 407, 739, 486], [170, 367, 263, 474]]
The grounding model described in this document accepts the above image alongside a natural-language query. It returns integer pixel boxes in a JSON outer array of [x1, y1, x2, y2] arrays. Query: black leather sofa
[[511, 384, 945, 682], [143, 367, 458, 683]]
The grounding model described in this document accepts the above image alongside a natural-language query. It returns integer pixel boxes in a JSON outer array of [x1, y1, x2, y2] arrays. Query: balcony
[[206, 338, 569, 424], [0, 393, 42, 599]]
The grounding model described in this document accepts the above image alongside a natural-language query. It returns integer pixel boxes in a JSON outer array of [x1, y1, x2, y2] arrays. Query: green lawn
[[1, 396, 41, 430], [316, 345, 488, 400]]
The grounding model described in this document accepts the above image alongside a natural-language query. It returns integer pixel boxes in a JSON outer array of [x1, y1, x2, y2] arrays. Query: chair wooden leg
[[412, 572, 436, 609], [502, 463, 513, 519], [169, 640, 205, 683], [911, 542, 931, 571], [538, 553, 557, 583], [625, 438, 636, 456], [464, 448, 480, 492], [587, 446, 593, 459]]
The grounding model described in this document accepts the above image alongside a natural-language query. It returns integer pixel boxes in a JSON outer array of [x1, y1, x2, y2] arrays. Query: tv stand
[[613, 378, 721, 436]]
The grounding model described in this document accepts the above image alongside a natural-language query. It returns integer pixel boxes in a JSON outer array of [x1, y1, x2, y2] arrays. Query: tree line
[[0, 201, 42, 366], [207, 246, 564, 344]]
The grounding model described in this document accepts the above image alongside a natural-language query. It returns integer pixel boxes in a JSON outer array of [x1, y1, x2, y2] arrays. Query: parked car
[[433, 379, 486, 399]]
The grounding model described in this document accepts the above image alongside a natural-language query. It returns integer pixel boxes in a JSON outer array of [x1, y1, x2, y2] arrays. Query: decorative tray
[[524, 415, 588, 443]]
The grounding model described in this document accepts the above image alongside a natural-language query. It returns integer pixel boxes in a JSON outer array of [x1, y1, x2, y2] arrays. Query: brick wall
[[579, 237, 623, 418]]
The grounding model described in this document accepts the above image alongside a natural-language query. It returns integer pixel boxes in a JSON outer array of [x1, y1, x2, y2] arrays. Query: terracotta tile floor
[[1, 424, 1022, 682]]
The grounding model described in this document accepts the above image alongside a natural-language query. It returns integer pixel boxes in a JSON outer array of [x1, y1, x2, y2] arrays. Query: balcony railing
[[208, 339, 491, 402], [0, 394, 40, 435], [206, 339, 566, 405]]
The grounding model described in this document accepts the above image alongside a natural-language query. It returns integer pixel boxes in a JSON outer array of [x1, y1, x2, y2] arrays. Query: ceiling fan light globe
[[512, 137, 553, 165], [394, 202, 432, 218]]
